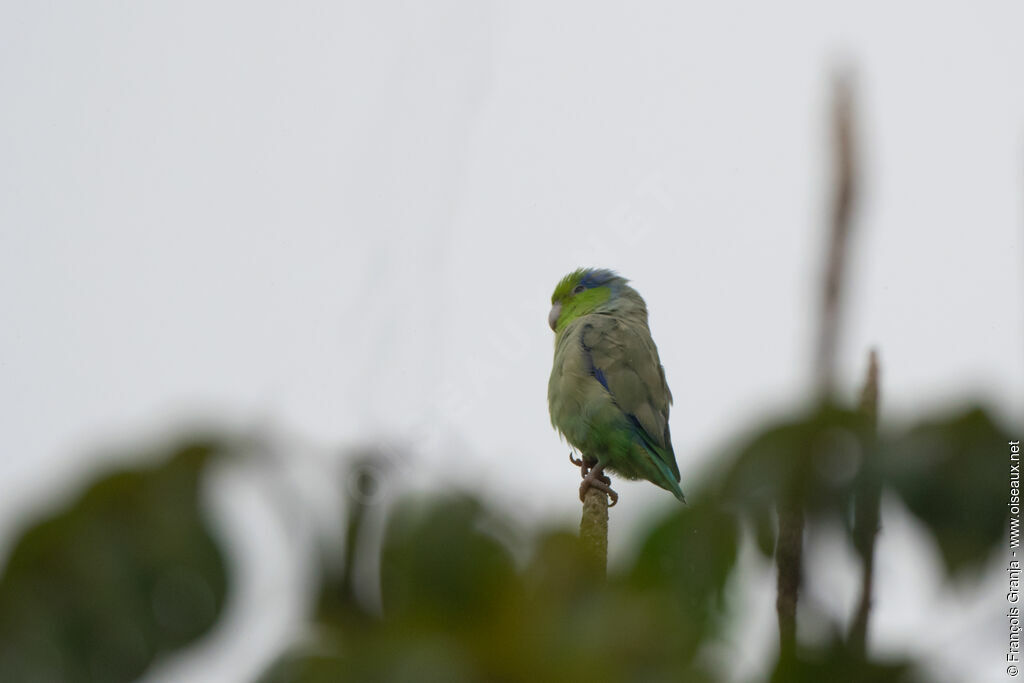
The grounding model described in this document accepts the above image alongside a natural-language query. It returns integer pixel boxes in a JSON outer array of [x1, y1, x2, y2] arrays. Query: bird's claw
[[569, 451, 592, 477], [579, 467, 618, 507]]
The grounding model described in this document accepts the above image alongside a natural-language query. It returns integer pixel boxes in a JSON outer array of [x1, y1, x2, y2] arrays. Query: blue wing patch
[[580, 324, 611, 392]]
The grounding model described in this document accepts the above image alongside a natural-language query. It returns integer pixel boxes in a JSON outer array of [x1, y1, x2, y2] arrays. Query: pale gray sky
[[1, 2, 1022, 681]]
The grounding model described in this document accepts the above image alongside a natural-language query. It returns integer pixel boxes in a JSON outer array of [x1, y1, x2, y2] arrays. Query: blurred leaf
[[626, 499, 739, 658], [259, 637, 476, 683], [379, 495, 518, 627], [0, 440, 228, 683], [268, 495, 517, 682], [508, 529, 719, 683], [885, 407, 1016, 576], [718, 406, 871, 557], [771, 636, 918, 683], [259, 653, 351, 683]]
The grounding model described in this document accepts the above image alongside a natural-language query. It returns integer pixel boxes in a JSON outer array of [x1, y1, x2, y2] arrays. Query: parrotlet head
[[548, 268, 627, 333]]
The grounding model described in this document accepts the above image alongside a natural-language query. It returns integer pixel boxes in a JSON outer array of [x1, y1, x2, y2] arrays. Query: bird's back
[[548, 310, 678, 478]]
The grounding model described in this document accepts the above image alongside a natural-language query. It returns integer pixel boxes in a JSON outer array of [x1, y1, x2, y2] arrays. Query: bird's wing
[[579, 313, 679, 478]]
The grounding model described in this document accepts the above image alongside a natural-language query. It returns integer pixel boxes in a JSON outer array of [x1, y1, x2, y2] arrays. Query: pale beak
[[548, 302, 562, 331]]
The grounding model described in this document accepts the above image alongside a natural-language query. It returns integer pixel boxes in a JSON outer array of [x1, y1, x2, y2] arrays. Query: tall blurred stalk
[[777, 72, 859, 658], [814, 72, 858, 401]]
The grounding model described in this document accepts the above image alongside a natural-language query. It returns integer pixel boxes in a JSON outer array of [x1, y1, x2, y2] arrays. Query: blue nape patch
[[579, 268, 621, 290]]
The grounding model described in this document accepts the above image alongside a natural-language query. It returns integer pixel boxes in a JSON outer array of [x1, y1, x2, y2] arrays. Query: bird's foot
[[579, 465, 618, 507]]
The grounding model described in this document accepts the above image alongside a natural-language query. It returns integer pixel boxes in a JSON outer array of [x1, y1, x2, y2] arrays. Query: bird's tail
[[639, 440, 686, 503]]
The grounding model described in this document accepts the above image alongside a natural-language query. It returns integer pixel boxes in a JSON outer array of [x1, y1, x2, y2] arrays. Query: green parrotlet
[[547, 268, 685, 504]]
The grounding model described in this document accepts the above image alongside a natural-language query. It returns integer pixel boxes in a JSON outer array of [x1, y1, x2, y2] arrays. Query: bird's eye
[[572, 285, 585, 295]]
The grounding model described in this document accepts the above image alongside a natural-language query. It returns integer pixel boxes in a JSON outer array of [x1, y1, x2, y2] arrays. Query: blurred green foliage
[[0, 440, 228, 683], [718, 406, 872, 559], [263, 404, 1014, 683], [264, 494, 734, 683], [769, 637, 912, 683], [885, 409, 1011, 575], [0, 406, 1016, 682]]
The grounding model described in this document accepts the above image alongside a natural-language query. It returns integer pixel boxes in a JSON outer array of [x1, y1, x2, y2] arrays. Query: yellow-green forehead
[[551, 269, 588, 303]]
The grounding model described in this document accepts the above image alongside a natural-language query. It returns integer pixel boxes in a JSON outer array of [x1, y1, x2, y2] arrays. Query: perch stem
[[579, 485, 609, 578]]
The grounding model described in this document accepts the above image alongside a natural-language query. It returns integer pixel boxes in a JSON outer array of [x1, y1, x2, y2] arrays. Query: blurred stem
[[815, 72, 858, 400], [849, 349, 881, 656], [776, 71, 859, 659], [340, 483, 366, 606], [775, 503, 803, 659], [330, 457, 381, 618], [580, 487, 608, 578]]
